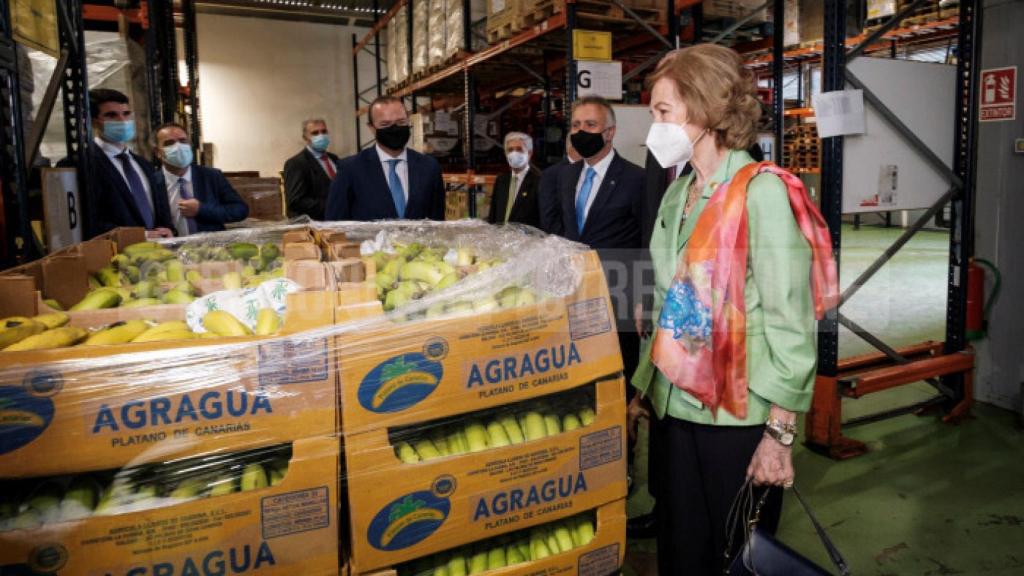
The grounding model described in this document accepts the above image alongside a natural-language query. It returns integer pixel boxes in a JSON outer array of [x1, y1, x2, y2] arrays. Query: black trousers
[[651, 417, 783, 576]]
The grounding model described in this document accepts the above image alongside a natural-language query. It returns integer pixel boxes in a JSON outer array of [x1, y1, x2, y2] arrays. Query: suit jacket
[[283, 148, 339, 221], [642, 150, 675, 247], [487, 168, 541, 227], [83, 141, 174, 239], [150, 164, 250, 234], [557, 151, 645, 328], [325, 147, 446, 221], [538, 158, 572, 235]]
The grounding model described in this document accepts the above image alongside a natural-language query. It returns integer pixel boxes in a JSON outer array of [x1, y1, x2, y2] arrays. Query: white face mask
[[507, 150, 529, 170], [645, 122, 705, 169]]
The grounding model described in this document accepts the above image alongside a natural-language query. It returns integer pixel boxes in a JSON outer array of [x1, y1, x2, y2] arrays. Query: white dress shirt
[[95, 136, 154, 211], [575, 149, 616, 223], [163, 165, 193, 236], [375, 145, 409, 203], [509, 166, 529, 202], [307, 145, 337, 177]]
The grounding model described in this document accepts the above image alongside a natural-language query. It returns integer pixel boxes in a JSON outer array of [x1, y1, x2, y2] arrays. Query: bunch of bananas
[[0, 445, 291, 532], [61, 241, 285, 312], [0, 309, 283, 352], [369, 243, 537, 317], [390, 391, 595, 463], [398, 511, 598, 575]]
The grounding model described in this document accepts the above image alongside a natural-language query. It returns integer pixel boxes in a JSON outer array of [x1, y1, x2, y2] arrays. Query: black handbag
[[723, 481, 850, 576]]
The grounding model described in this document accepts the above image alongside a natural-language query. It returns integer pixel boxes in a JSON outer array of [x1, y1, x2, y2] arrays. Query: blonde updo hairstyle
[[648, 44, 761, 150]]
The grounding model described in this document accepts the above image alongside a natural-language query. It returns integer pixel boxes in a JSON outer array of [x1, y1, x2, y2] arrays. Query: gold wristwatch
[[765, 418, 797, 446]]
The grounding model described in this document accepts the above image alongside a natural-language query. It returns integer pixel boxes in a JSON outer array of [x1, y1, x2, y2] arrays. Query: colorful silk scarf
[[650, 162, 839, 419]]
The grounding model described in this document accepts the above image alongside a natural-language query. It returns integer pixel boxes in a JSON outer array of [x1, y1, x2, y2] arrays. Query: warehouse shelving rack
[[805, 0, 980, 459], [349, 0, 788, 218]]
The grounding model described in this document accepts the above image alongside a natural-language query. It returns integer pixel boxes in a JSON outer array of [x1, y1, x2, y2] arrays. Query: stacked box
[[363, 500, 627, 576], [445, 0, 487, 58], [314, 222, 627, 574], [412, 0, 429, 76], [702, 0, 768, 23], [394, 8, 410, 86], [485, 0, 518, 42], [0, 438, 342, 575], [428, 0, 447, 67], [387, 18, 398, 90]]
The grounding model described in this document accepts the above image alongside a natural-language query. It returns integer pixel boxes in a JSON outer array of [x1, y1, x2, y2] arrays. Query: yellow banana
[[132, 328, 197, 343], [254, 308, 281, 336], [143, 320, 189, 335], [0, 318, 46, 349], [94, 266, 123, 288], [5, 326, 88, 351], [32, 312, 69, 330], [42, 298, 64, 311], [221, 272, 242, 290], [121, 241, 160, 257], [69, 288, 122, 311], [121, 297, 161, 308], [240, 464, 268, 491], [203, 311, 253, 337], [165, 260, 185, 283], [83, 320, 151, 346], [162, 290, 195, 305]]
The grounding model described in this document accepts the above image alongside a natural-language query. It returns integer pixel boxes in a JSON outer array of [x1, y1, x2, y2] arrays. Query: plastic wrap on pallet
[[412, 0, 429, 76], [387, 19, 398, 90], [702, 0, 768, 23], [394, 8, 409, 85], [0, 221, 626, 574], [428, 0, 447, 67]]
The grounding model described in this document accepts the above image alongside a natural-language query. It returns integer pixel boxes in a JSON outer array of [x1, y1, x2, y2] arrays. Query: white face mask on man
[[507, 150, 529, 170], [645, 122, 706, 169]]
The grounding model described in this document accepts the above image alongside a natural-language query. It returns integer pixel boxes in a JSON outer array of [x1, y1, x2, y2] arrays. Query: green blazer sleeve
[[745, 172, 817, 413]]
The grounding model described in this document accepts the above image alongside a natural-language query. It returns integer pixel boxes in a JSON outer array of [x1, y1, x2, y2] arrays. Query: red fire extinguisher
[[967, 258, 1000, 341]]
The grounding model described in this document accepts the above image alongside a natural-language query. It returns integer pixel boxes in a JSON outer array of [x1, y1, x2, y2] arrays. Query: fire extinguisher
[[966, 258, 1000, 341]]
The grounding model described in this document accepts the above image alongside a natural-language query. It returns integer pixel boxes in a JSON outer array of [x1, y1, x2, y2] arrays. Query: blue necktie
[[386, 159, 406, 218], [179, 179, 198, 235], [117, 151, 153, 229], [576, 167, 597, 234]]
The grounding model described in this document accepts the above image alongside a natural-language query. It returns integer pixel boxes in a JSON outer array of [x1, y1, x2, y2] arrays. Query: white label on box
[[576, 60, 623, 101], [813, 89, 866, 138]]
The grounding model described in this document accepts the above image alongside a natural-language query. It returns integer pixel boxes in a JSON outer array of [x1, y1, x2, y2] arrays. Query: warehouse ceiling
[[195, 0, 393, 27]]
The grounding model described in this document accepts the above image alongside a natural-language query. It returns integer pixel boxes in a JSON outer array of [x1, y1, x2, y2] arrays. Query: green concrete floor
[[624, 224, 1024, 575]]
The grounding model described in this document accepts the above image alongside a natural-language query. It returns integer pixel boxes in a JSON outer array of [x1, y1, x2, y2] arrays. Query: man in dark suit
[[556, 96, 645, 383], [487, 131, 541, 227], [150, 123, 249, 235], [283, 118, 339, 220], [84, 89, 174, 239], [326, 96, 445, 221], [538, 139, 580, 235]]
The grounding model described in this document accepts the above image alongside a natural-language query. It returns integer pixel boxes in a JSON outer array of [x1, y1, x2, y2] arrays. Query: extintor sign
[[980, 66, 1016, 122]]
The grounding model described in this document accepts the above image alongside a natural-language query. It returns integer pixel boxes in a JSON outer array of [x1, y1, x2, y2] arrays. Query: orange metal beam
[[841, 351, 975, 398], [836, 341, 943, 372], [83, 4, 149, 28], [354, 0, 407, 55]]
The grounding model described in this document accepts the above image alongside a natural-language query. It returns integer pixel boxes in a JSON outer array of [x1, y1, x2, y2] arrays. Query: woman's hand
[[634, 302, 649, 339], [746, 405, 797, 488], [627, 394, 653, 445]]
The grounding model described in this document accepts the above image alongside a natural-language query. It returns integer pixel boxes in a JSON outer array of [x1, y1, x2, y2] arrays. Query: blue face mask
[[102, 120, 136, 143], [310, 133, 330, 152], [162, 142, 194, 169]]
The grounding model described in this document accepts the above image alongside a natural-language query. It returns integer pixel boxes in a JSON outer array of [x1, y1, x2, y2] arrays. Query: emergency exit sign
[[980, 66, 1016, 122]]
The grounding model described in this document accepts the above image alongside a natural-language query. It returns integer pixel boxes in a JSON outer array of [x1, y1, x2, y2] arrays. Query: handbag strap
[[790, 486, 851, 576]]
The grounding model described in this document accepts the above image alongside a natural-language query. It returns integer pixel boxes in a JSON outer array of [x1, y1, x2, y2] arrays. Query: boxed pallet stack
[[412, 0, 430, 77], [387, 16, 399, 90], [783, 123, 821, 172], [702, 0, 768, 23], [485, 0, 519, 43], [445, 0, 487, 59], [321, 222, 628, 575], [394, 8, 410, 86], [0, 227, 343, 574], [428, 0, 447, 68]]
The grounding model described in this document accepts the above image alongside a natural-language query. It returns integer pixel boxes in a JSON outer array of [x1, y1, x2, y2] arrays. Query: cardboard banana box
[[0, 291, 337, 478], [0, 437, 342, 576], [357, 499, 626, 576], [335, 251, 624, 434], [344, 377, 627, 573]]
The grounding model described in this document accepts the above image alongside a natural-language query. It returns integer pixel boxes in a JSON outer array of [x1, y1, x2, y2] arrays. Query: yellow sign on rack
[[11, 0, 59, 57], [573, 29, 612, 62]]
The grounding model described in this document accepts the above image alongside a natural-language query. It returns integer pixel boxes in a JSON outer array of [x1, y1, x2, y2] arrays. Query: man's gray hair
[[574, 96, 616, 128], [503, 131, 533, 152], [302, 118, 327, 137]]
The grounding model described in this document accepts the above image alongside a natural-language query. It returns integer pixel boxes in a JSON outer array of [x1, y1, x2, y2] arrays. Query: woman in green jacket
[[630, 44, 837, 574]]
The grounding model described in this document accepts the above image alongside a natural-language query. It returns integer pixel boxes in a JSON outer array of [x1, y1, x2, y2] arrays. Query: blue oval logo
[[0, 386, 55, 455], [358, 353, 443, 414], [367, 491, 450, 551]]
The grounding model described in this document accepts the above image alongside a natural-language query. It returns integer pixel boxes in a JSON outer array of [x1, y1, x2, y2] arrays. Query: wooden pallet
[[486, 19, 518, 43]]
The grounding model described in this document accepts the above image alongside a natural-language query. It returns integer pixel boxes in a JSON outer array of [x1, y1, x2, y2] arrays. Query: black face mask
[[570, 129, 607, 159], [376, 124, 411, 150]]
